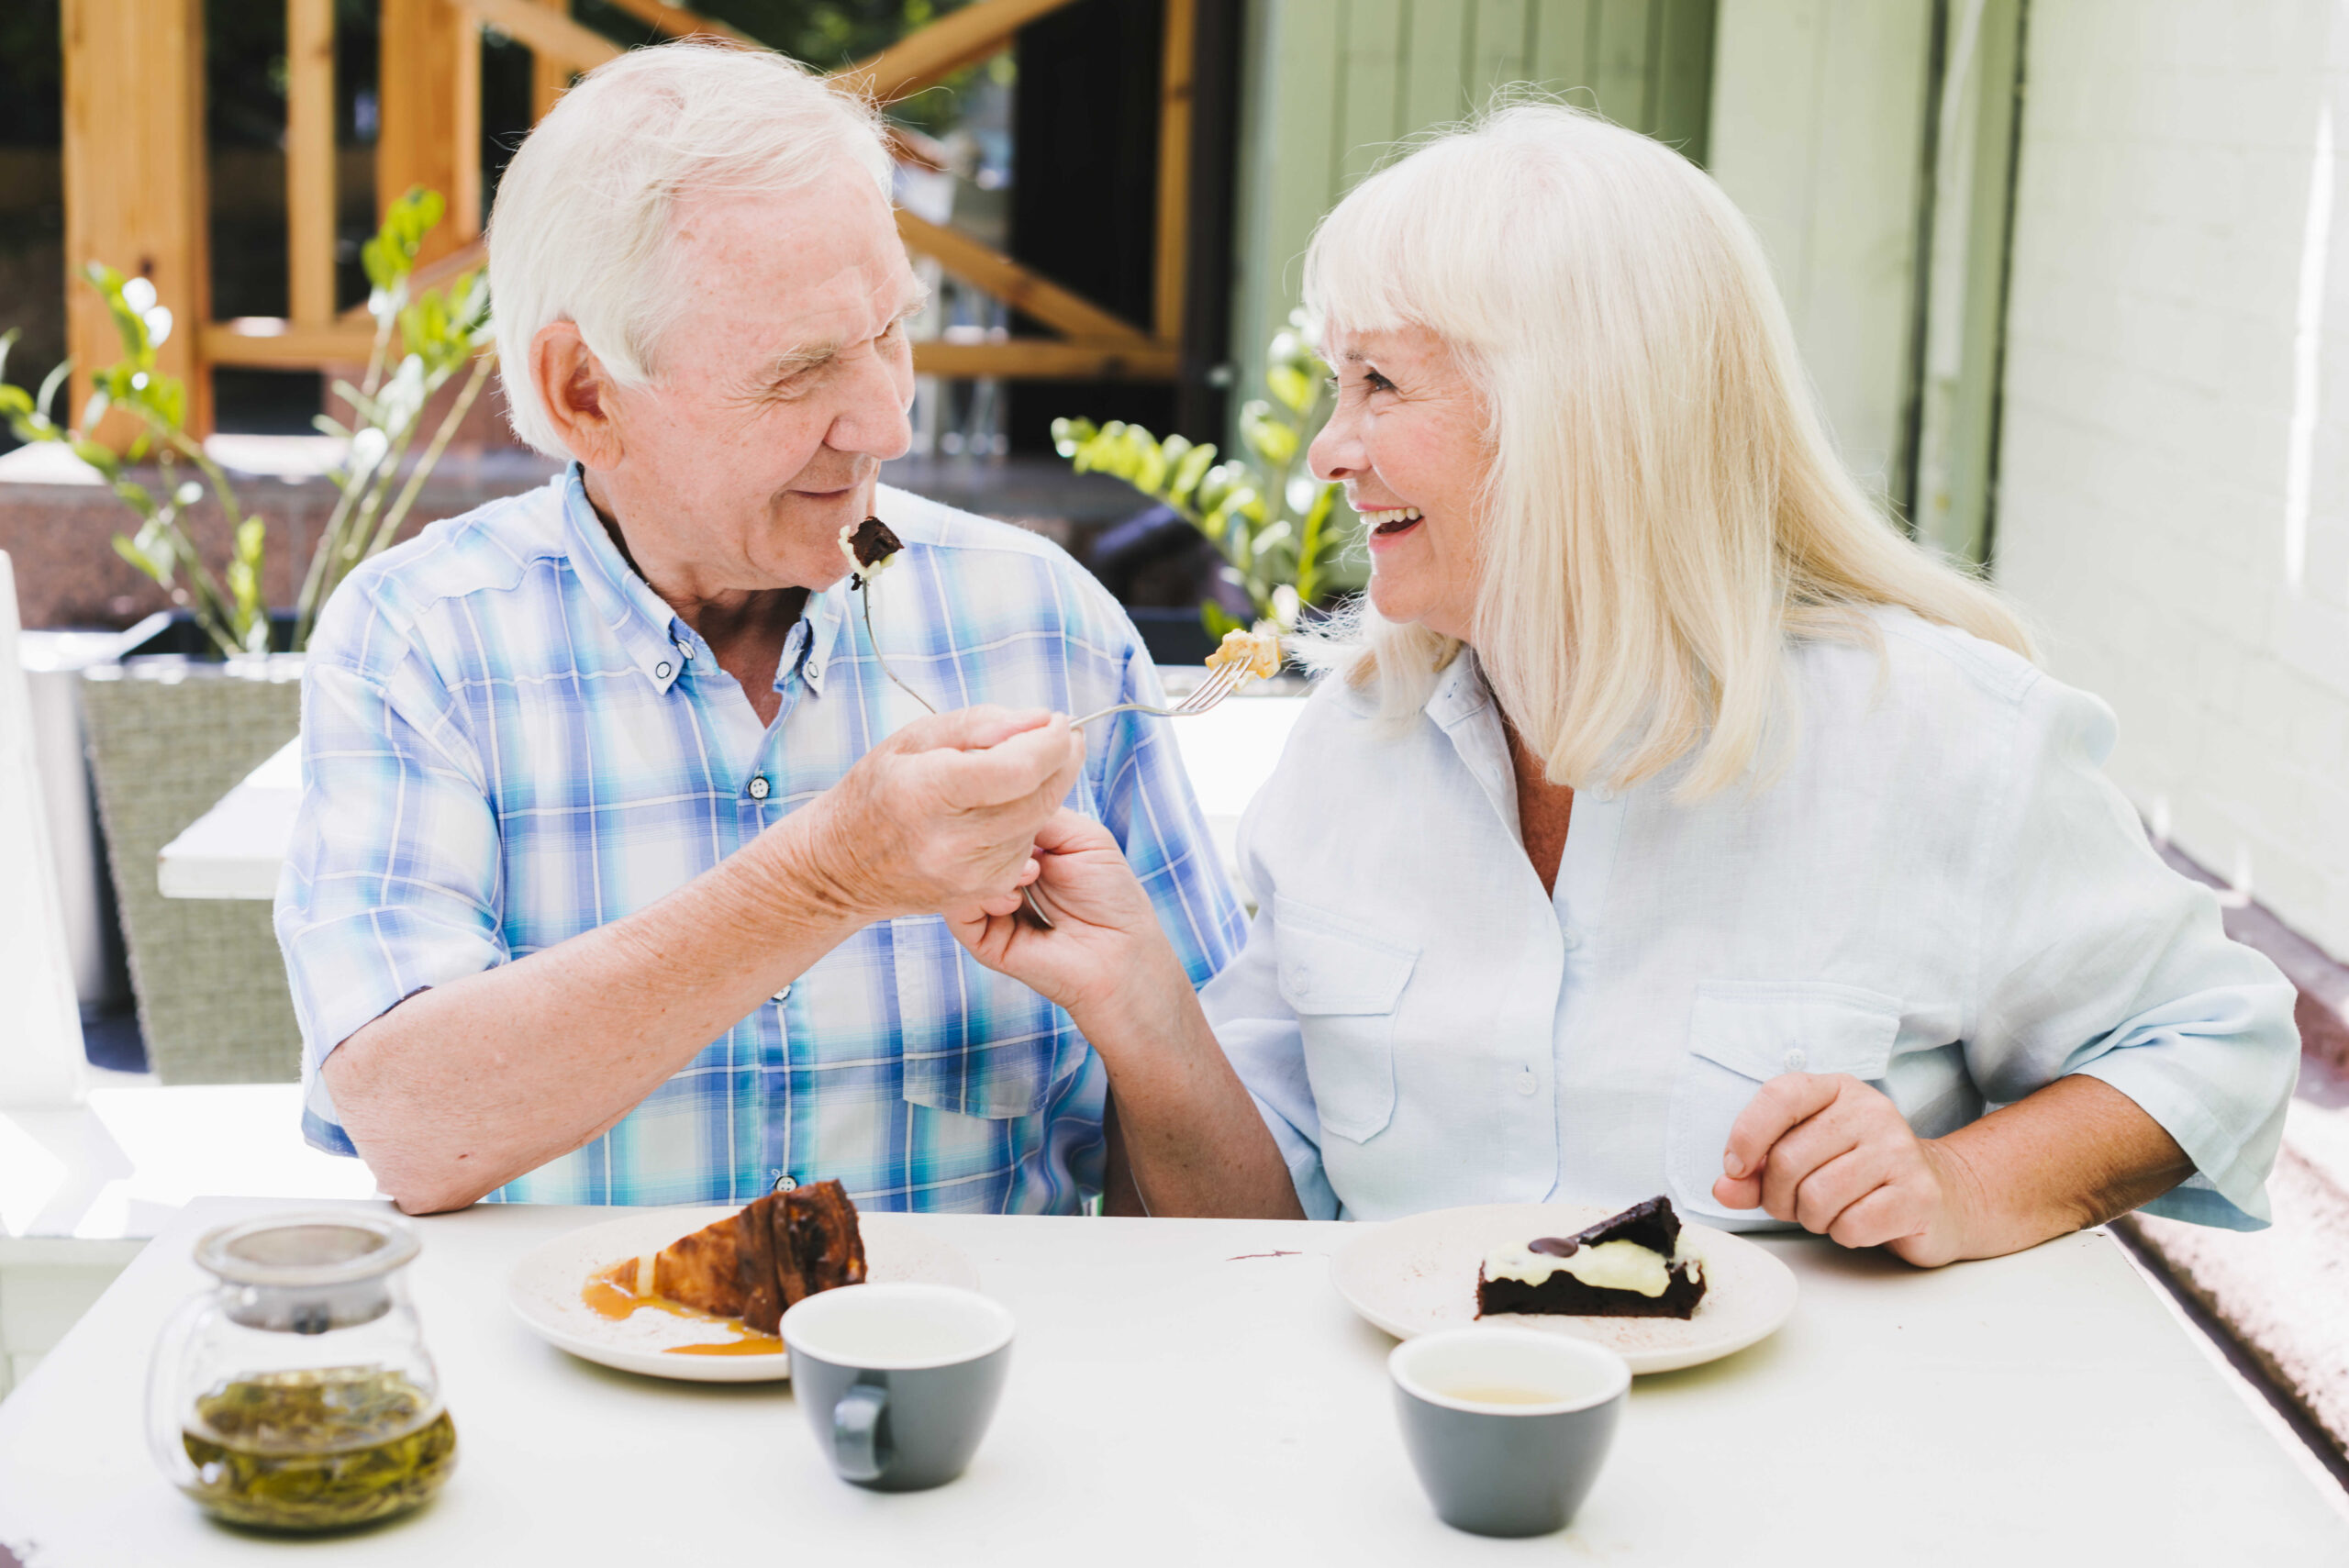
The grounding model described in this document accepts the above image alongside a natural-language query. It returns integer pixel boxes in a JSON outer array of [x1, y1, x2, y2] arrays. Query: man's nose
[[828, 346, 915, 462]]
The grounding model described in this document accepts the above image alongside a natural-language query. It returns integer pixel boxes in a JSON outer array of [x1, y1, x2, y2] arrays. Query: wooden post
[[529, 0, 572, 120], [1154, 0, 1197, 348], [378, 0, 482, 265], [287, 0, 338, 324], [60, 0, 212, 439]]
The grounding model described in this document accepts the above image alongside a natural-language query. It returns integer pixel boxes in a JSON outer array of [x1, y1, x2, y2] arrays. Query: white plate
[[508, 1207, 980, 1383], [1329, 1202, 1798, 1375]]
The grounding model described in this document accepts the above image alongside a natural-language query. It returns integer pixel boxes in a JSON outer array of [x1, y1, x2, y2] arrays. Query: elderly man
[[274, 42, 1243, 1216]]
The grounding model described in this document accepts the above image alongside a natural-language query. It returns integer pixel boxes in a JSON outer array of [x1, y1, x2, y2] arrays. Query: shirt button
[[807, 661, 824, 682], [677, 643, 694, 661], [748, 775, 771, 800], [772, 1173, 797, 1194], [1516, 1067, 1539, 1096], [1286, 965, 1312, 995], [1560, 928, 1583, 951], [772, 984, 792, 1003], [1782, 1048, 1808, 1073], [654, 661, 673, 679]]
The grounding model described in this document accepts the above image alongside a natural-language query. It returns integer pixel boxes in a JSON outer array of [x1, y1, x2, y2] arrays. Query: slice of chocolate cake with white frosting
[[1475, 1195, 1708, 1320]]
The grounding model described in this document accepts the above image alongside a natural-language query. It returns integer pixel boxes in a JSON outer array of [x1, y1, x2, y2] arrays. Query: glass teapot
[[147, 1212, 457, 1531]]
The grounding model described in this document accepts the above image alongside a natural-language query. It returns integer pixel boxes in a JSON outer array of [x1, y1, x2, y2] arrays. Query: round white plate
[[1329, 1202, 1798, 1375], [508, 1207, 979, 1383]]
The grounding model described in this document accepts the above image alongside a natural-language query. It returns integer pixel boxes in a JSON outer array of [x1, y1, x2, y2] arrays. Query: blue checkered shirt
[[275, 467, 1244, 1211]]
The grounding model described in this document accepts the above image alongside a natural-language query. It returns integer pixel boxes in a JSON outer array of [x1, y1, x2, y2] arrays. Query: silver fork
[[1068, 660, 1249, 728], [860, 581, 1075, 929]]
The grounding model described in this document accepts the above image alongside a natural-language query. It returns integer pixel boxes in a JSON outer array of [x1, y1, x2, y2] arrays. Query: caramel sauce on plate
[[582, 1261, 785, 1357]]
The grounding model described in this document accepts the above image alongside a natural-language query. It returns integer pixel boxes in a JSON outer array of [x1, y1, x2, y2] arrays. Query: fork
[[1068, 660, 1249, 728], [860, 581, 1074, 929]]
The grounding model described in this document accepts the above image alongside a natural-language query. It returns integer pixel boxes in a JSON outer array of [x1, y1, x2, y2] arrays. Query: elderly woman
[[952, 105, 2298, 1263]]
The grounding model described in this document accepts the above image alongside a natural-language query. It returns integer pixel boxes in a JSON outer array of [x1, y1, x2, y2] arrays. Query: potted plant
[[1052, 311, 1364, 658], [0, 188, 493, 1084]]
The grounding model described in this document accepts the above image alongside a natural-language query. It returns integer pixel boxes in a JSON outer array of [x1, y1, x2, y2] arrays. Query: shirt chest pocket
[[1664, 980, 1901, 1223], [1275, 896, 1418, 1145], [891, 916, 1076, 1120]]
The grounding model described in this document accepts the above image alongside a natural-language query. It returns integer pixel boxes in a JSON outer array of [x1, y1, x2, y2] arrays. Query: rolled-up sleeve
[[1201, 796, 1341, 1221], [1972, 677, 2299, 1229], [273, 622, 506, 1156]]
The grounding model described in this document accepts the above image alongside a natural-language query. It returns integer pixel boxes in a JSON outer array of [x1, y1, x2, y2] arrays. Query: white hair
[[487, 40, 894, 455], [1300, 101, 2033, 797]]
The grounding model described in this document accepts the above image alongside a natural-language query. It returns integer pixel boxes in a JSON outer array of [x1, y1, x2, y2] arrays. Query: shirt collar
[[559, 463, 850, 695], [560, 464, 695, 693]]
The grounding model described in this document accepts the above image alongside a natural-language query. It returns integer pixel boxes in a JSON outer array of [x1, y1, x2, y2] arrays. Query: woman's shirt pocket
[[1664, 979, 1902, 1223], [1272, 895, 1419, 1144]]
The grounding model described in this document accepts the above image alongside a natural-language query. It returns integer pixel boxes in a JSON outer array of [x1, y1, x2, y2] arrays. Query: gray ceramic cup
[[780, 1284, 1015, 1492], [1388, 1328, 1631, 1537]]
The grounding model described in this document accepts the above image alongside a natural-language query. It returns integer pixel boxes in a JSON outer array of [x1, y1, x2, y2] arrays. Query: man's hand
[[945, 809, 1192, 1035], [1712, 1073, 1976, 1268], [785, 706, 1085, 925]]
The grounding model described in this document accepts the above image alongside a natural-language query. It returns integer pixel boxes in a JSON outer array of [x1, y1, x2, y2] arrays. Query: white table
[[4, 1198, 2344, 1565], [156, 691, 1308, 900]]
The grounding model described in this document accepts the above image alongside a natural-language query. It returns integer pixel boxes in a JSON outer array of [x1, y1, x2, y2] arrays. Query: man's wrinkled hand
[[790, 706, 1085, 923], [1711, 1073, 1975, 1267]]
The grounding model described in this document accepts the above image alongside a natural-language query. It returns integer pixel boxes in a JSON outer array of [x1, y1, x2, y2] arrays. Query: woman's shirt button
[[1516, 1067, 1539, 1096], [1287, 965, 1312, 995]]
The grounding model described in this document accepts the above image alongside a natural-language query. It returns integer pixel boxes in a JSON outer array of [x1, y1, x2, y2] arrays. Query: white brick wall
[[1996, 0, 2349, 954]]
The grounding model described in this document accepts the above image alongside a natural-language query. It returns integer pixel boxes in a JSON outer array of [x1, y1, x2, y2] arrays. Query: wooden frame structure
[[60, 0, 1195, 435]]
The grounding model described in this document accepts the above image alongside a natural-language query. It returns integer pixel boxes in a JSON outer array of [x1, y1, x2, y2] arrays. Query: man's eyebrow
[[759, 293, 930, 386]]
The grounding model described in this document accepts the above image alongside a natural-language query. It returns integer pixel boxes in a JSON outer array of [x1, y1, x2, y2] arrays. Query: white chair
[[0, 550, 87, 1105]]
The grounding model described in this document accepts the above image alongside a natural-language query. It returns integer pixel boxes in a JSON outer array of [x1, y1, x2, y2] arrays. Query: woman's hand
[[1711, 1073, 1976, 1267], [945, 809, 1195, 1034]]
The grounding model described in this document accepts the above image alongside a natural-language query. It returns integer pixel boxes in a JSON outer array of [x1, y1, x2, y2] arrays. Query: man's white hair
[[488, 40, 894, 455], [1301, 100, 2033, 798]]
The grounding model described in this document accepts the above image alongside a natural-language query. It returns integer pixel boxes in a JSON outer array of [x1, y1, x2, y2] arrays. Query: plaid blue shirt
[[275, 467, 1244, 1212]]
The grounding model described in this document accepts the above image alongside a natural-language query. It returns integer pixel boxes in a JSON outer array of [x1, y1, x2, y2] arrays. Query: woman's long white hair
[[1300, 101, 2032, 796]]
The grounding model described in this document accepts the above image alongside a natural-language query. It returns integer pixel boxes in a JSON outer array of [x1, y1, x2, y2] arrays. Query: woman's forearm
[[1930, 1073, 2194, 1260], [1074, 979, 1306, 1220]]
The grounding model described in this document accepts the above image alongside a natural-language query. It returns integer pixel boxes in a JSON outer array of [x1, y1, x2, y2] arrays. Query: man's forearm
[[1931, 1073, 2194, 1260], [326, 811, 863, 1213]]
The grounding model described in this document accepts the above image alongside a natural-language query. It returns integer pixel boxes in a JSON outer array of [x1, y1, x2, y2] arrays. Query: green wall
[[1230, 0, 1720, 413]]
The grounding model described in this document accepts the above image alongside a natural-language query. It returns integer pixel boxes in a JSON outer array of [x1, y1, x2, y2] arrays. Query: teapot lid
[[194, 1212, 420, 1289]]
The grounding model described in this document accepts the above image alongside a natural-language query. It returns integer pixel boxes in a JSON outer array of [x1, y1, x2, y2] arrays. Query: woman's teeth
[[1363, 506, 1422, 533]]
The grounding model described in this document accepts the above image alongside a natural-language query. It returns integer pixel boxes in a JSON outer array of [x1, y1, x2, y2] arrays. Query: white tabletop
[[4, 1196, 2343, 1565], [154, 694, 1308, 901]]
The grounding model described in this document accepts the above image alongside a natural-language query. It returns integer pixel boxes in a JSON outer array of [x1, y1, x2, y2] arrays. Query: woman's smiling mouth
[[1362, 506, 1423, 544]]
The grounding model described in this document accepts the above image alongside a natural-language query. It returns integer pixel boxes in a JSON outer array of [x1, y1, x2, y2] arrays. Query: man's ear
[[530, 321, 625, 471]]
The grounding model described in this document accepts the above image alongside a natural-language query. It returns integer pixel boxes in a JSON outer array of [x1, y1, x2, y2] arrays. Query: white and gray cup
[[1388, 1328, 1631, 1537], [780, 1284, 1014, 1492]]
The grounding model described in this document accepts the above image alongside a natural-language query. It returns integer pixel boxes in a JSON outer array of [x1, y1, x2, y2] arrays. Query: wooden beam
[[595, 0, 759, 48], [380, 0, 483, 263], [202, 319, 384, 367], [460, 0, 621, 72], [528, 0, 572, 119], [913, 339, 1179, 381], [287, 0, 338, 324], [897, 211, 1148, 344], [837, 0, 1081, 104], [1153, 0, 1196, 347], [61, 0, 212, 439]]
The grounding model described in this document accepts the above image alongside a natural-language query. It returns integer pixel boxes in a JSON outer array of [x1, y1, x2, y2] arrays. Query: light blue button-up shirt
[[1208, 611, 2298, 1230], [276, 468, 1245, 1211]]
